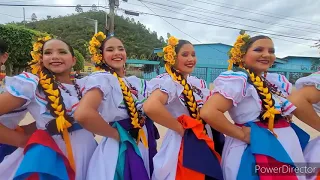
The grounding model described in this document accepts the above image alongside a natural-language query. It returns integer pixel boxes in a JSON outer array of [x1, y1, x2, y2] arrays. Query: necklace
[[123, 77, 138, 98], [261, 76, 286, 98], [261, 76, 292, 119], [55, 79, 82, 100]]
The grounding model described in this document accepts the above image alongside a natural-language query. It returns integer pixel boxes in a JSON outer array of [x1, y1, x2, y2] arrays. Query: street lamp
[[83, 17, 98, 34]]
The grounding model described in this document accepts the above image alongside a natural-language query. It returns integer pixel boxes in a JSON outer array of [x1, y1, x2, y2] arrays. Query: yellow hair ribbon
[[137, 129, 149, 148], [62, 129, 76, 171]]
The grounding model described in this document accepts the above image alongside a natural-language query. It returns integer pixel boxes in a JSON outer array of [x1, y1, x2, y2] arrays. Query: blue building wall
[[154, 43, 231, 65], [142, 43, 319, 83], [273, 56, 314, 70], [152, 43, 232, 81]]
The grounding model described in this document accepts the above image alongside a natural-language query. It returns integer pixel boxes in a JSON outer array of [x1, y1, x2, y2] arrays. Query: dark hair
[[175, 39, 192, 54], [240, 35, 282, 125], [0, 39, 8, 55], [41, 38, 75, 57], [243, 35, 272, 53], [99, 36, 122, 53]]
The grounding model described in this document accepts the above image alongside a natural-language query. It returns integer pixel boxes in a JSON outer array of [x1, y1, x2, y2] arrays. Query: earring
[[123, 64, 126, 75], [0, 62, 6, 81], [264, 71, 267, 78], [70, 68, 75, 81]]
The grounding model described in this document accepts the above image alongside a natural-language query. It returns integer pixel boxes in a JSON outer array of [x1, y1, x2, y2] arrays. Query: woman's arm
[[74, 88, 119, 140], [0, 123, 29, 147], [200, 93, 250, 143], [0, 92, 26, 115], [143, 89, 184, 136], [288, 86, 320, 131], [0, 92, 29, 147]]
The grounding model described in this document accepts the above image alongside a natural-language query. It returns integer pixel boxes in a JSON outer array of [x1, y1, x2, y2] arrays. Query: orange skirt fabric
[[175, 115, 223, 180]]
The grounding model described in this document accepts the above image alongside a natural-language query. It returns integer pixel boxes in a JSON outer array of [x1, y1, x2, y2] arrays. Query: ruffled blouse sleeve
[[212, 70, 249, 106], [83, 72, 113, 100], [266, 73, 292, 96], [295, 71, 320, 90], [147, 75, 183, 104], [4, 72, 39, 106]]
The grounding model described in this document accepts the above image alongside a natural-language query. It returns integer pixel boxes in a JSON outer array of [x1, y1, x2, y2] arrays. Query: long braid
[[39, 68, 74, 131], [99, 64, 148, 147], [245, 69, 281, 136], [228, 31, 283, 136], [38, 68, 76, 170], [161, 36, 206, 132], [165, 64, 206, 129], [89, 32, 147, 147], [28, 35, 77, 172]]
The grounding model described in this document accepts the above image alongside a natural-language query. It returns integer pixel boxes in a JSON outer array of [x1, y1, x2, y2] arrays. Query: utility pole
[[105, 0, 108, 35], [84, 17, 98, 34], [23, 7, 26, 26], [94, 20, 98, 34], [106, 0, 118, 37]]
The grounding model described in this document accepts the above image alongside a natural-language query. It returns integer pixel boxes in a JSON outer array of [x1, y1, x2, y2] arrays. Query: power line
[[264, 36, 312, 47], [0, 3, 108, 8], [3, 1, 319, 33], [140, 0, 320, 32], [1, 2, 317, 42], [0, 0, 41, 3], [144, 2, 319, 39], [149, 4, 313, 46], [123, 1, 318, 42], [122, 2, 313, 46], [197, 0, 320, 26], [125, 9, 318, 41], [138, 1, 228, 54], [0, 12, 31, 19], [128, 3, 310, 46]]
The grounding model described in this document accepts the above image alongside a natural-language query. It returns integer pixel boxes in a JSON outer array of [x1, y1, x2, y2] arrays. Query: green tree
[[16, 11, 166, 61], [73, 49, 85, 71], [0, 24, 48, 75], [90, 4, 98, 12], [73, 39, 88, 59], [31, 13, 37, 21], [75, 5, 83, 13]]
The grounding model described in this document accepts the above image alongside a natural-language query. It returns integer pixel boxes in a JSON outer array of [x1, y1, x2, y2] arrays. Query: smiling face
[[243, 38, 276, 75], [41, 39, 76, 74], [101, 37, 127, 72], [174, 42, 197, 77]]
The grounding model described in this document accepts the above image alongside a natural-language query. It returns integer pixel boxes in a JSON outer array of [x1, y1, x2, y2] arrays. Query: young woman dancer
[[0, 38, 35, 178], [201, 31, 307, 180], [74, 32, 158, 180], [0, 37, 97, 180], [288, 72, 320, 180], [143, 36, 224, 180]]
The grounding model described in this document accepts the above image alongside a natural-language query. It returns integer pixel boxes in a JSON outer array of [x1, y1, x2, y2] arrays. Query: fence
[[125, 59, 316, 84]]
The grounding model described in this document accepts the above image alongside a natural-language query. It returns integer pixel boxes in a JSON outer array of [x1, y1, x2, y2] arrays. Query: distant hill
[[18, 11, 166, 60]]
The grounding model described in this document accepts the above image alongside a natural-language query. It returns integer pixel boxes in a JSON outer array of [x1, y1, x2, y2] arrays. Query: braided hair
[[37, 38, 77, 170], [238, 35, 281, 135], [98, 37, 145, 142], [165, 40, 206, 130]]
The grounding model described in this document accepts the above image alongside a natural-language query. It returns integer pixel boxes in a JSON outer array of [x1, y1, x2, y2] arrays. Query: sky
[[0, 0, 320, 58]]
